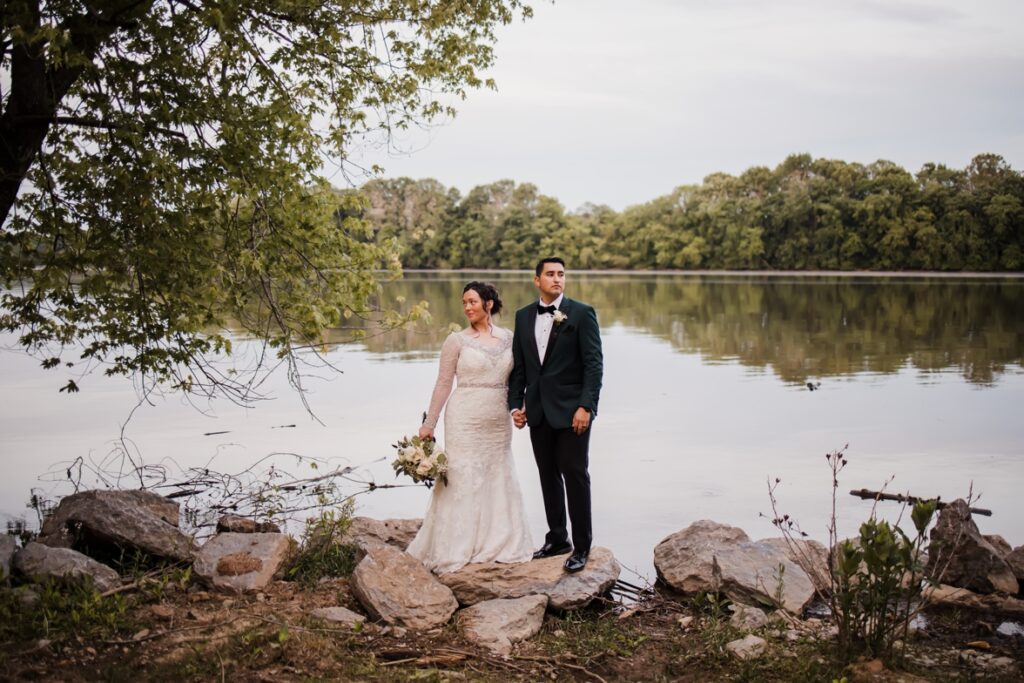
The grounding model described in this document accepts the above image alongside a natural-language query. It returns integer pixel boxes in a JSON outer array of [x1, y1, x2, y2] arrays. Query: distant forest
[[353, 153, 1024, 271]]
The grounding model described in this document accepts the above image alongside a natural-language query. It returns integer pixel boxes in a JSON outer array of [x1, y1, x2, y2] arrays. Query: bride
[[405, 281, 534, 574]]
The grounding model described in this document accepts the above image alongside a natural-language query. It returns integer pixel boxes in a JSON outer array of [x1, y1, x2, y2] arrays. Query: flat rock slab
[[310, 606, 366, 627], [654, 520, 816, 614], [350, 544, 458, 630], [439, 546, 620, 610], [193, 533, 290, 594], [13, 542, 120, 593], [347, 517, 422, 557], [0, 535, 15, 582], [458, 594, 549, 655], [38, 489, 193, 562]]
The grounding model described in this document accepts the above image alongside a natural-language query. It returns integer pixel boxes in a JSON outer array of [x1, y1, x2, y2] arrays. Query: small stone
[[677, 616, 694, 630], [728, 604, 769, 631], [553, 629, 565, 637], [310, 606, 366, 627], [150, 604, 175, 620], [726, 634, 766, 660], [785, 629, 800, 642], [392, 627, 407, 638], [85, 647, 97, 656], [966, 640, 991, 650], [132, 629, 151, 641], [989, 656, 1016, 670]]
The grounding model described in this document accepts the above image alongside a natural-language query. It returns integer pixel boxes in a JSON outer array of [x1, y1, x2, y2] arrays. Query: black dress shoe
[[563, 550, 589, 573], [532, 542, 573, 560]]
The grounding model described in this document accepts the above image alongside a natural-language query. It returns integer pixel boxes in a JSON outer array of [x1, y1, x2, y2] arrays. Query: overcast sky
[[348, 0, 1024, 211]]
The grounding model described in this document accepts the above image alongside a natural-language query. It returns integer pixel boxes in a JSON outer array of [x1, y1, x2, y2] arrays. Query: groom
[[508, 257, 603, 573]]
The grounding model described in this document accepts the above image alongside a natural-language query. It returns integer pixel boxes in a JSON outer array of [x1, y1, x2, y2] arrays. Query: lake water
[[2, 272, 1023, 582]]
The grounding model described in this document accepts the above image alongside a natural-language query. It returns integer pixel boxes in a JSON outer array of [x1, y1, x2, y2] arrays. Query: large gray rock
[[653, 520, 816, 614], [1, 535, 16, 582], [984, 535, 1013, 558], [193, 533, 290, 594], [458, 594, 548, 655], [38, 489, 193, 562], [350, 544, 458, 630], [13, 542, 120, 593], [761, 537, 831, 594], [1006, 546, 1024, 587], [438, 547, 620, 610], [346, 517, 422, 557], [926, 500, 1018, 595]]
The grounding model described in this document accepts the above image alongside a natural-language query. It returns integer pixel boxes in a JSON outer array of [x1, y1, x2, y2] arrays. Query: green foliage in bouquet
[[392, 435, 449, 488]]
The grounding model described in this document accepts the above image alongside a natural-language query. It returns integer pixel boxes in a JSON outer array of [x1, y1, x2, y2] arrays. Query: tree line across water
[[354, 153, 1024, 271]]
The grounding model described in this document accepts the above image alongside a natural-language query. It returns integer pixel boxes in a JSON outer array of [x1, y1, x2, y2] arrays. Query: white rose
[[416, 459, 433, 476]]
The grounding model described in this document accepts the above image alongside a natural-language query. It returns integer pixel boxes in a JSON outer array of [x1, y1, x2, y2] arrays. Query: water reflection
[[357, 273, 1024, 385]]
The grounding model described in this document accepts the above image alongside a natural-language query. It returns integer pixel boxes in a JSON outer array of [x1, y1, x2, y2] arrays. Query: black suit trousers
[[529, 413, 592, 552]]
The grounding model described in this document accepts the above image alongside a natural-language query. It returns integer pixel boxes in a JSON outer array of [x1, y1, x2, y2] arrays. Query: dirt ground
[[2, 577, 1023, 682]]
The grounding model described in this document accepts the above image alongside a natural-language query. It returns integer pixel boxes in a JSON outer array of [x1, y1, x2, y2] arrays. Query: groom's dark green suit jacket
[[508, 297, 603, 430]]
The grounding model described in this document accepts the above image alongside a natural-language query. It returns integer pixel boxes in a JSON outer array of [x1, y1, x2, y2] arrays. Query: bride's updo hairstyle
[[463, 281, 503, 316]]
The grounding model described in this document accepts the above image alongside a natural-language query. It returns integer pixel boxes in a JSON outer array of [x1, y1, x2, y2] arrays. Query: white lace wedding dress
[[405, 328, 534, 574]]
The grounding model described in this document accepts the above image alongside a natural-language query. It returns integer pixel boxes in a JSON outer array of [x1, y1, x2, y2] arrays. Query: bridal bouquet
[[391, 435, 449, 488]]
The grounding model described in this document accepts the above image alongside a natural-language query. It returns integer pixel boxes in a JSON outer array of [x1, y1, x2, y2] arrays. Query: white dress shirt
[[535, 294, 564, 364]]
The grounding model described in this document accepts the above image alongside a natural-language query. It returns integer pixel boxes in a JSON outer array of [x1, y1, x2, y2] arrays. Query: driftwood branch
[[849, 489, 992, 516]]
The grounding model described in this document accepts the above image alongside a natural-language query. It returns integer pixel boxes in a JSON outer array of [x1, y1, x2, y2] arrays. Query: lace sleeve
[[423, 333, 461, 429]]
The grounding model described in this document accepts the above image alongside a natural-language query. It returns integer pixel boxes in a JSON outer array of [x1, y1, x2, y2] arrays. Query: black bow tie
[[537, 304, 557, 315]]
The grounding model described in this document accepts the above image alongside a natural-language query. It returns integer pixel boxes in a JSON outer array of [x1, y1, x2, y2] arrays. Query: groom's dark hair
[[535, 257, 565, 276]]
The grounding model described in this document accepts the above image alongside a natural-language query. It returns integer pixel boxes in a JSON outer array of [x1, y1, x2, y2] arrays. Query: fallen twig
[[849, 489, 992, 516]]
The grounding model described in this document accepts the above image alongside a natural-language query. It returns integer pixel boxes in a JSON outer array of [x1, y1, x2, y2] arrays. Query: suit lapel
[[526, 305, 541, 367]]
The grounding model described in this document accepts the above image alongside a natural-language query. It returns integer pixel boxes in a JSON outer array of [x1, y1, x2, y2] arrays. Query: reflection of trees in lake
[[355, 274, 1023, 385]]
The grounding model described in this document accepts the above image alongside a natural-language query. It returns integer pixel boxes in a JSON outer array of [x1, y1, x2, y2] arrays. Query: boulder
[[654, 520, 816, 614], [13, 542, 120, 593], [309, 606, 366, 627], [438, 547, 620, 610], [458, 594, 548, 655], [984, 535, 1013, 558], [38, 489, 193, 562], [346, 517, 422, 557], [926, 500, 1018, 595], [725, 634, 766, 660], [350, 544, 458, 630], [922, 584, 1024, 616], [1005, 546, 1024, 586], [729, 604, 769, 631], [193, 533, 290, 594], [761, 537, 830, 594], [1, 535, 16, 582], [216, 515, 281, 534]]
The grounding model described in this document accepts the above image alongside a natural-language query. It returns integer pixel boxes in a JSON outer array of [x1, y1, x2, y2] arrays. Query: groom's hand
[[572, 407, 591, 435], [512, 409, 527, 429]]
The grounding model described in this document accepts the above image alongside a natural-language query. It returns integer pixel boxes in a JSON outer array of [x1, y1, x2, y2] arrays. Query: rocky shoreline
[[2, 490, 1023, 680]]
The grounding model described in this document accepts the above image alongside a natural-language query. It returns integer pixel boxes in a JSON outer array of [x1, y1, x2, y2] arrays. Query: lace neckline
[[458, 328, 511, 356]]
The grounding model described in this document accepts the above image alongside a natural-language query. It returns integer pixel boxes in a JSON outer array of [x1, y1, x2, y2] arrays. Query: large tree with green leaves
[[1, 0, 529, 400]]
